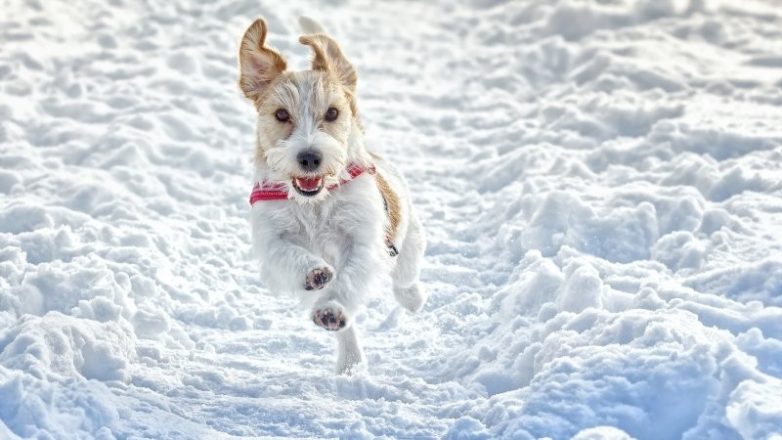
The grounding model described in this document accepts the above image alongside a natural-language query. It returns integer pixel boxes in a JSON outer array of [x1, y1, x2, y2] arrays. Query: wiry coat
[[240, 18, 426, 374]]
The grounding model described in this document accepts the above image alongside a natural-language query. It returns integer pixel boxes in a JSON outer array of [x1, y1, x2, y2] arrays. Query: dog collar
[[249, 163, 375, 205]]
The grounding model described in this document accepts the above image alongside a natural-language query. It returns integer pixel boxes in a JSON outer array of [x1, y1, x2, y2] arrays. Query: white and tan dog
[[238, 17, 427, 374]]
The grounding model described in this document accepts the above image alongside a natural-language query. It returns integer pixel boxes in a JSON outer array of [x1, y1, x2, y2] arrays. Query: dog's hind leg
[[392, 213, 427, 313], [335, 326, 364, 375]]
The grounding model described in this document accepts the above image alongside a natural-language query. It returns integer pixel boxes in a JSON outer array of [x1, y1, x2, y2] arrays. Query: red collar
[[249, 163, 375, 205]]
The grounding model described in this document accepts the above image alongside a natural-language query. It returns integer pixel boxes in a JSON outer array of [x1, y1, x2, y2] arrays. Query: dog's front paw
[[305, 266, 333, 291], [312, 303, 348, 331]]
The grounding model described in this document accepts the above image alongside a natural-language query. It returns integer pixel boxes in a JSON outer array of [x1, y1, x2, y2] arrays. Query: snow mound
[[727, 378, 782, 440], [1, 313, 134, 382]]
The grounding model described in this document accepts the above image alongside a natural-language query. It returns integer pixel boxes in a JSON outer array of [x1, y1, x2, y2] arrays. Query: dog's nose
[[297, 150, 322, 172]]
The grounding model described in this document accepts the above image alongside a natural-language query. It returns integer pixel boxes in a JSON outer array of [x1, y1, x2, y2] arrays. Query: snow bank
[[0, 313, 134, 382], [727, 378, 782, 439]]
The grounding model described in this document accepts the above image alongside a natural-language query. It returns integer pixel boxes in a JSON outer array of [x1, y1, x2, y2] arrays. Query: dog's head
[[238, 19, 364, 202]]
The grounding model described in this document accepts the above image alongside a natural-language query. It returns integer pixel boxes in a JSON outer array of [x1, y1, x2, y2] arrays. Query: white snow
[[2, 0, 782, 438]]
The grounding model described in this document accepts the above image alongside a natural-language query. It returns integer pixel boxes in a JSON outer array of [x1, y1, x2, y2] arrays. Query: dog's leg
[[311, 239, 380, 331], [259, 236, 334, 293], [392, 213, 427, 312], [335, 326, 364, 375]]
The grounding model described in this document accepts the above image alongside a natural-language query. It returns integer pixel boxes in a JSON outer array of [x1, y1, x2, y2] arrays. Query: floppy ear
[[239, 19, 287, 100], [299, 34, 357, 91]]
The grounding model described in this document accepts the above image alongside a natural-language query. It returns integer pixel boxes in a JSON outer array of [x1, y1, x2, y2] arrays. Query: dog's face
[[238, 19, 360, 202]]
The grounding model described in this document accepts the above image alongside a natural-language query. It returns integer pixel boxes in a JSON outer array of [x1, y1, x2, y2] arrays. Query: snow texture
[[2, 0, 782, 438]]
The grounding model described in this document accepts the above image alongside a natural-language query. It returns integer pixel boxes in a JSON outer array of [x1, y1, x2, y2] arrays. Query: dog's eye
[[324, 107, 339, 122], [274, 108, 290, 122]]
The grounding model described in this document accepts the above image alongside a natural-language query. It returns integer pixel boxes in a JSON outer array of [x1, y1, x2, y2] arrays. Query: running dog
[[239, 17, 427, 374]]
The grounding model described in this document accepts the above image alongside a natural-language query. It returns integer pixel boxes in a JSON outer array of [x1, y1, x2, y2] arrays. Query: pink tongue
[[296, 177, 322, 191]]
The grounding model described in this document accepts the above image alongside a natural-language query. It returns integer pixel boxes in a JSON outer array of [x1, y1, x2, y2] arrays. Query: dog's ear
[[239, 19, 287, 100], [299, 34, 356, 91]]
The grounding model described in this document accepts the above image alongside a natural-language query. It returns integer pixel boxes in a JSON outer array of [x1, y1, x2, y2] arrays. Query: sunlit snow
[[1, 0, 782, 439]]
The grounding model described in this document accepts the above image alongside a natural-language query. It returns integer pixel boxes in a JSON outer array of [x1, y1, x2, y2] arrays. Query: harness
[[249, 163, 398, 257]]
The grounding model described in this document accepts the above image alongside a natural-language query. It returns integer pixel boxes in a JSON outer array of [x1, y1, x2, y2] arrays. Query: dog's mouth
[[292, 176, 324, 196]]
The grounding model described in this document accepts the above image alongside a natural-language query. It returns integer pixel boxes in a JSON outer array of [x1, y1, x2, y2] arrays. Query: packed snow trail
[[2, 0, 782, 439]]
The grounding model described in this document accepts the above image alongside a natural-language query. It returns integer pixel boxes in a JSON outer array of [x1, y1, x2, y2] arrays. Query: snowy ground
[[2, 0, 782, 438]]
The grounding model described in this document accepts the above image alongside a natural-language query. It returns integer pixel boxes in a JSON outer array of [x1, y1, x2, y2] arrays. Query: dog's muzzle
[[292, 176, 324, 196]]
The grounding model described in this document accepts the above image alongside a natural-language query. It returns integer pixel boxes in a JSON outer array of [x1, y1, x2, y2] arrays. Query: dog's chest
[[287, 201, 353, 256], [296, 204, 337, 237]]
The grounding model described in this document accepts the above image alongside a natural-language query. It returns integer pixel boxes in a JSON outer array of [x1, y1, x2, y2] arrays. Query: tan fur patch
[[238, 19, 287, 101], [299, 34, 357, 91], [375, 172, 401, 247]]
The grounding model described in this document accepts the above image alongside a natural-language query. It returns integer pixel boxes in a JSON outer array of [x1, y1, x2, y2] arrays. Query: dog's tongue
[[295, 176, 322, 191]]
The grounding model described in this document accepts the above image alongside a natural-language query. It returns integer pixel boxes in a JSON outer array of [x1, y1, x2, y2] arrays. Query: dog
[[238, 17, 427, 374]]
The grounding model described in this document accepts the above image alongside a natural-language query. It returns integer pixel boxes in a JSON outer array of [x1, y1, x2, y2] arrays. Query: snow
[[1, 0, 782, 438]]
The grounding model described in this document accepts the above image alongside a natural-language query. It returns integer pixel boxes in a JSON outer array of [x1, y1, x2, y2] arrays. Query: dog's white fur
[[239, 17, 427, 374]]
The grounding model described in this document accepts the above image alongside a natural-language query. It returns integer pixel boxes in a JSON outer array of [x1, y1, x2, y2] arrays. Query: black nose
[[297, 150, 322, 172]]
